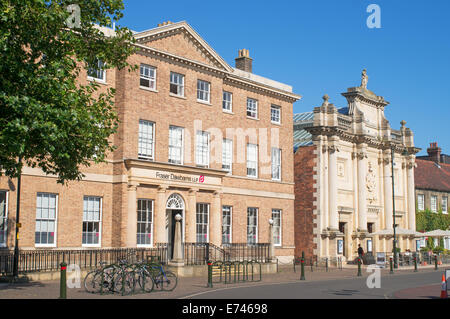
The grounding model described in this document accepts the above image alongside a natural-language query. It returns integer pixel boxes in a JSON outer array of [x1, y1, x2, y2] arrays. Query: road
[[180, 270, 445, 299]]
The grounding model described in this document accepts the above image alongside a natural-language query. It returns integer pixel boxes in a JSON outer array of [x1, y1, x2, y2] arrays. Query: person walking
[[358, 244, 365, 259]]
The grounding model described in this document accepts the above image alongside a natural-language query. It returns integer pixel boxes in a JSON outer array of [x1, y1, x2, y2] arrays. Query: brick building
[[0, 21, 300, 262], [293, 70, 420, 261]]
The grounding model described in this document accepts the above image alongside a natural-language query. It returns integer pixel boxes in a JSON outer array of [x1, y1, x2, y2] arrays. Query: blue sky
[[120, 0, 450, 156]]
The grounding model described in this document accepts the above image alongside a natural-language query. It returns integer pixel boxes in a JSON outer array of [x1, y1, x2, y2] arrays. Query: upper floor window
[[197, 80, 210, 103], [87, 58, 106, 82], [170, 72, 184, 96], [247, 143, 258, 178], [271, 148, 281, 181], [196, 131, 210, 168], [417, 194, 425, 211], [271, 105, 281, 124], [169, 126, 184, 165], [443, 197, 448, 214], [247, 98, 258, 119], [223, 91, 233, 112], [222, 139, 233, 173], [140, 64, 156, 90], [431, 195, 437, 212], [138, 120, 155, 160]]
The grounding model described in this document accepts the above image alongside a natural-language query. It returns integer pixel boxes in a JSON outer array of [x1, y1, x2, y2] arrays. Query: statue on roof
[[361, 69, 368, 89]]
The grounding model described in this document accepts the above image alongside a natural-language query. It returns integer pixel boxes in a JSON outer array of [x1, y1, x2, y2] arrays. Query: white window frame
[[0, 191, 8, 248], [170, 72, 185, 97], [196, 131, 210, 168], [247, 143, 258, 178], [271, 148, 282, 181], [82, 196, 102, 248], [271, 105, 281, 124], [442, 197, 448, 214], [272, 209, 282, 247], [137, 199, 154, 247], [222, 206, 232, 245], [222, 139, 233, 173], [246, 98, 258, 119], [138, 120, 155, 161], [197, 80, 210, 103], [196, 203, 209, 243], [87, 58, 106, 83], [247, 207, 258, 245], [35, 193, 58, 248], [222, 91, 233, 112], [169, 126, 184, 165], [431, 195, 437, 213], [140, 64, 157, 90], [417, 194, 425, 211]]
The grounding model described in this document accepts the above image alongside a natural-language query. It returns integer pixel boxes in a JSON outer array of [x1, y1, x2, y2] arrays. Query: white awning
[[369, 228, 423, 237], [421, 229, 450, 237]]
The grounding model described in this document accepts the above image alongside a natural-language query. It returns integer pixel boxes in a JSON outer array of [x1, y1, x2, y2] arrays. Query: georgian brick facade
[[0, 21, 300, 262]]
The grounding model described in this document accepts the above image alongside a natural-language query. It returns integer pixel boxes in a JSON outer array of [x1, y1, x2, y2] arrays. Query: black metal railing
[[222, 243, 271, 263]]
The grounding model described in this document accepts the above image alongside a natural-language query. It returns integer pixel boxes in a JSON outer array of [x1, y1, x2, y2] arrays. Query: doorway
[[165, 193, 185, 260]]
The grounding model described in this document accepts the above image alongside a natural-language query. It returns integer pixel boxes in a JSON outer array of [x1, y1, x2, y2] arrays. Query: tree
[[0, 0, 136, 183], [0, 0, 136, 278]]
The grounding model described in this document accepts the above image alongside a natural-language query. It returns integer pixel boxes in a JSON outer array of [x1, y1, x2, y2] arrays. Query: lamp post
[[391, 146, 398, 269]]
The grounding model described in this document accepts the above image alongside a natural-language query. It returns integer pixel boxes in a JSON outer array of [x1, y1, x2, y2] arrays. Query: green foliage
[[416, 209, 450, 250], [0, 0, 136, 183]]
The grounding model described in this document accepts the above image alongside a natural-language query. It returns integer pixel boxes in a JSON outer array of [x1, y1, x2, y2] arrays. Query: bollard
[[434, 255, 438, 271], [59, 262, 67, 299], [310, 257, 313, 272], [414, 256, 418, 272], [207, 261, 213, 288], [326, 258, 329, 272], [357, 258, 362, 277], [389, 257, 394, 274], [300, 252, 305, 281]]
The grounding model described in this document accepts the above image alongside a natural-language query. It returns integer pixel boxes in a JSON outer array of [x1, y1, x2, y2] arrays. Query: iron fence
[[293, 256, 343, 272]]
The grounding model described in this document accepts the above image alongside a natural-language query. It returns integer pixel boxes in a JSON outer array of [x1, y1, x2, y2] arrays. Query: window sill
[[138, 157, 154, 162], [271, 121, 281, 126], [247, 116, 259, 121], [87, 77, 107, 85], [82, 244, 101, 248], [170, 93, 186, 100], [140, 86, 158, 93], [197, 99, 212, 106], [35, 244, 57, 248], [223, 110, 234, 115]]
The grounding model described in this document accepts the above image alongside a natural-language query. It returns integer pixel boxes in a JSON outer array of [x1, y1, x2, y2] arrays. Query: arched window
[[166, 193, 185, 210]]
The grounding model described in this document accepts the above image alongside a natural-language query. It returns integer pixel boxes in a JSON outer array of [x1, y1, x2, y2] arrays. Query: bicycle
[[132, 261, 155, 293], [148, 261, 178, 291], [111, 259, 136, 295], [84, 261, 116, 294]]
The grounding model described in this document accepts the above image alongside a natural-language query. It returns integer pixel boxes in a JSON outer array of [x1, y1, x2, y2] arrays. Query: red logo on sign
[[199, 175, 205, 183]]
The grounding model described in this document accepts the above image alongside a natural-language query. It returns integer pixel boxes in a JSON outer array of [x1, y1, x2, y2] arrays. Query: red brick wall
[[294, 145, 317, 258]]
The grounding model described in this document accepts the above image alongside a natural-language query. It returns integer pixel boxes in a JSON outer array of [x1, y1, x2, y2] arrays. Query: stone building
[[294, 70, 420, 261], [0, 21, 300, 263]]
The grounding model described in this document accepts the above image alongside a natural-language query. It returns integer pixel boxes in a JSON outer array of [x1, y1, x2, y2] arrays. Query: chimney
[[427, 142, 441, 163], [235, 49, 253, 73]]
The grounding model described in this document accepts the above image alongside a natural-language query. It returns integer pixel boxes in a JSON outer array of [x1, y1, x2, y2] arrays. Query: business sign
[[155, 172, 205, 184], [337, 240, 344, 254]]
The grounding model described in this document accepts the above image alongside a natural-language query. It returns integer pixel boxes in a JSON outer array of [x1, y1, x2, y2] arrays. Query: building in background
[[415, 142, 450, 250], [294, 70, 420, 262], [0, 21, 300, 263]]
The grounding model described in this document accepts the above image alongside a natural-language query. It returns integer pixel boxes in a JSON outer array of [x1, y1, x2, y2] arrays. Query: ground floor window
[[0, 191, 7, 246], [35, 193, 57, 247], [222, 206, 232, 245], [82, 196, 102, 246], [271, 209, 281, 246], [196, 203, 209, 243], [247, 207, 258, 245], [137, 199, 153, 246]]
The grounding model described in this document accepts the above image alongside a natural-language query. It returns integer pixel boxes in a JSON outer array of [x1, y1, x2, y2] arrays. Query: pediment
[[134, 22, 232, 72]]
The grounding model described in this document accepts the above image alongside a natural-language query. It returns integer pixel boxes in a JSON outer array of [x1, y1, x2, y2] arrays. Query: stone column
[[383, 152, 393, 230], [407, 160, 416, 231], [209, 191, 222, 247], [155, 185, 168, 244], [186, 188, 198, 243], [357, 145, 368, 232], [328, 141, 339, 231], [126, 182, 139, 247], [171, 214, 184, 265]]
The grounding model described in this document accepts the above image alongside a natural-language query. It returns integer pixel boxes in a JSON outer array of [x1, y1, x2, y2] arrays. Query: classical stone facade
[[0, 21, 300, 262], [294, 71, 420, 261]]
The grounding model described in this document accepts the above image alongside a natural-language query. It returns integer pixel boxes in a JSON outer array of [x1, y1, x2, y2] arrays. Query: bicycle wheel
[[113, 271, 135, 295], [137, 269, 155, 293], [160, 271, 178, 291], [84, 271, 102, 294]]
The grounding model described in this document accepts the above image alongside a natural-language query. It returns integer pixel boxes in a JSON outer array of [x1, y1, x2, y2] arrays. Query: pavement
[[0, 265, 448, 299]]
